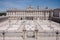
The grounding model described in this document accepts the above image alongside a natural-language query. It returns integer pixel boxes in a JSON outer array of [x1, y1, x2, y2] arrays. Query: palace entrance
[[25, 17, 33, 20]]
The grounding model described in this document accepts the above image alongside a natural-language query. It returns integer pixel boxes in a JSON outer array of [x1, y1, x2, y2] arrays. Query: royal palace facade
[[6, 6, 53, 20]]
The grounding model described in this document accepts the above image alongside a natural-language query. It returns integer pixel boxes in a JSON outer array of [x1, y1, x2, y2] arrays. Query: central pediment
[[26, 6, 34, 10]]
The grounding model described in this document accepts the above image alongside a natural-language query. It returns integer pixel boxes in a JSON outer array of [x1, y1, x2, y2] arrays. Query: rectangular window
[[53, 12, 59, 17]]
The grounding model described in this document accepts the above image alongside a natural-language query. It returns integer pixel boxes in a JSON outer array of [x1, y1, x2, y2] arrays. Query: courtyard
[[0, 18, 60, 40]]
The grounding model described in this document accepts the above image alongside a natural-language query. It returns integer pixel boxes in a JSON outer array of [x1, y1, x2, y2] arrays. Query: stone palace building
[[6, 6, 53, 20]]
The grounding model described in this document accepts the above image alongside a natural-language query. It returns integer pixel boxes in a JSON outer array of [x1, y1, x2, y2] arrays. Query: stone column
[[44, 11, 46, 20], [49, 11, 51, 20], [7, 12, 9, 16], [51, 11, 53, 17], [50, 11, 53, 20], [46, 11, 49, 20], [59, 12, 60, 18], [8, 12, 9, 16]]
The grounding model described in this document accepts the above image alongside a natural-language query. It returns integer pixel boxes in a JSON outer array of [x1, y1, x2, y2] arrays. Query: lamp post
[[2, 32, 5, 40], [23, 29, 26, 40], [35, 28, 38, 40], [56, 31, 59, 40]]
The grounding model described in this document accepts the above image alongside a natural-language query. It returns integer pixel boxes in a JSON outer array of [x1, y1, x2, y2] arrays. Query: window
[[53, 12, 59, 17]]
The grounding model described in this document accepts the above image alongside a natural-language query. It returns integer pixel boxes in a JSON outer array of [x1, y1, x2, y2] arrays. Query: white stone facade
[[6, 6, 51, 20]]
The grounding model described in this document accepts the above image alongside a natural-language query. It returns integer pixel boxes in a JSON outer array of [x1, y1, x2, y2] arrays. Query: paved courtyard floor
[[0, 19, 60, 40]]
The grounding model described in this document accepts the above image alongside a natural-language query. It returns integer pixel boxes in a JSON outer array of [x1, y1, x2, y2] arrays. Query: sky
[[0, 0, 60, 11]]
